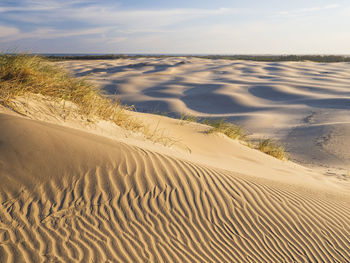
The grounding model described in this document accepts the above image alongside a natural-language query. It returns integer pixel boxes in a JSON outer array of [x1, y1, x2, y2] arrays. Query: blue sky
[[0, 0, 349, 54]]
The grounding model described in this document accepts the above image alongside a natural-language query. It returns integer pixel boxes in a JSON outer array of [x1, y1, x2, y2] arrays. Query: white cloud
[[1, 3, 244, 27], [0, 4, 247, 40], [0, 0, 348, 54], [0, 0, 93, 12], [0, 26, 111, 42], [105, 37, 128, 44], [277, 4, 340, 17], [0, 1, 63, 12], [68, 6, 242, 27], [0, 25, 19, 37]]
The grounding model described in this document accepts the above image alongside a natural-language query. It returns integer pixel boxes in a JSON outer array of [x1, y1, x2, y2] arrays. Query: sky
[[0, 0, 349, 54]]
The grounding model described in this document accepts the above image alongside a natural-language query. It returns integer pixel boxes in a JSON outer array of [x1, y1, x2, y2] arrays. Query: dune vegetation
[[178, 114, 287, 160], [0, 55, 184, 146], [0, 55, 167, 137], [257, 139, 287, 160], [0, 54, 128, 121], [206, 120, 287, 160], [179, 114, 246, 140], [204, 118, 246, 141]]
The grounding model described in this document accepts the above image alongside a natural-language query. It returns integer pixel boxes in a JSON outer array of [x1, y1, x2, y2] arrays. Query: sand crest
[[1, 112, 350, 262]]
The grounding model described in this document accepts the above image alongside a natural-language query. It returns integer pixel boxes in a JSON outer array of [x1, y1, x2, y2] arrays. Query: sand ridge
[[1, 113, 350, 262], [61, 58, 350, 174]]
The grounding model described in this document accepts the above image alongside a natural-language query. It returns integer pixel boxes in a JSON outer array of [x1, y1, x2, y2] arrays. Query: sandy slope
[[61, 58, 350, 174], [1, 109, 350, 262]]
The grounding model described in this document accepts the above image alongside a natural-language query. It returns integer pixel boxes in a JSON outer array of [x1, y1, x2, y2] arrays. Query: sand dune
[[1, 111, 350, 262], [62, 58, 350, 174], [1, 57, 350, 262]]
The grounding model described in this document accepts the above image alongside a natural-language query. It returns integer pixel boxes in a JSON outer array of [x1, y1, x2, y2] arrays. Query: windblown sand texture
[[1, 112, 350, 262], [62, 57, 350, 173], [1, 57, 350, 262]]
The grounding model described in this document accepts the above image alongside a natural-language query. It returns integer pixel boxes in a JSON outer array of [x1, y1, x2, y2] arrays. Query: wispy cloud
[[0, 1, 245, 45], [105, 37, 128, 45], [0, 0, 93, 12], [276, 4, 340, 17], [70, 7, 242, 30], [0, 0, 348, 53], [1, 3, 242, 27], [0, 26, 111, 43], [0, 25, 19, 37], [0, 1, 67, 12]]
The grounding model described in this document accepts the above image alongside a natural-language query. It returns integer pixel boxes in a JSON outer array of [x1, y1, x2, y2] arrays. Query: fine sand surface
[[61, 57, 350, 175], [1, 99, 350, 262]]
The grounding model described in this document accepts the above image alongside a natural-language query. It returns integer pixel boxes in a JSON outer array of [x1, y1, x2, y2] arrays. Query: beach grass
[[177, 114, 287, 160], [257, 139, 287, 160], [179, 114, 199, 125], [0, 54, 166, 139], [206, 120, 287, 160], [0, 54, 124, 118], [205, 118, 246, 141]]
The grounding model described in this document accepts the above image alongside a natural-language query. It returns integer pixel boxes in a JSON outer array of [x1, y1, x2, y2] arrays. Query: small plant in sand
[[205, 118, 246, 141], [256, 139, 287, 160], [179, 113, 199, 125], [177, 115, 287, 160]]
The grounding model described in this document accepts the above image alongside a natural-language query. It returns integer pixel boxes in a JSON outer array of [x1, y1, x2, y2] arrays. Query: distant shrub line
[[42, 54, 350, 63], [4, 53, 349, 63], [200, 55, 350, 63]]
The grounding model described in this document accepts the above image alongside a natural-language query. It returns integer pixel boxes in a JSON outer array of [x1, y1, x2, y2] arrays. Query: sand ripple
[[1, 114, 350, 262]]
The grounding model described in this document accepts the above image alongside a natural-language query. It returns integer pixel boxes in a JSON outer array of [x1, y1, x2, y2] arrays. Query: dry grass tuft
[[256, 139, 287, 160], [179, 114, 199, 125], [0, 54, 126, 120], [205, 118, 246, 140], [177, 115, 287, 160], [205, 119, 287, 160]]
